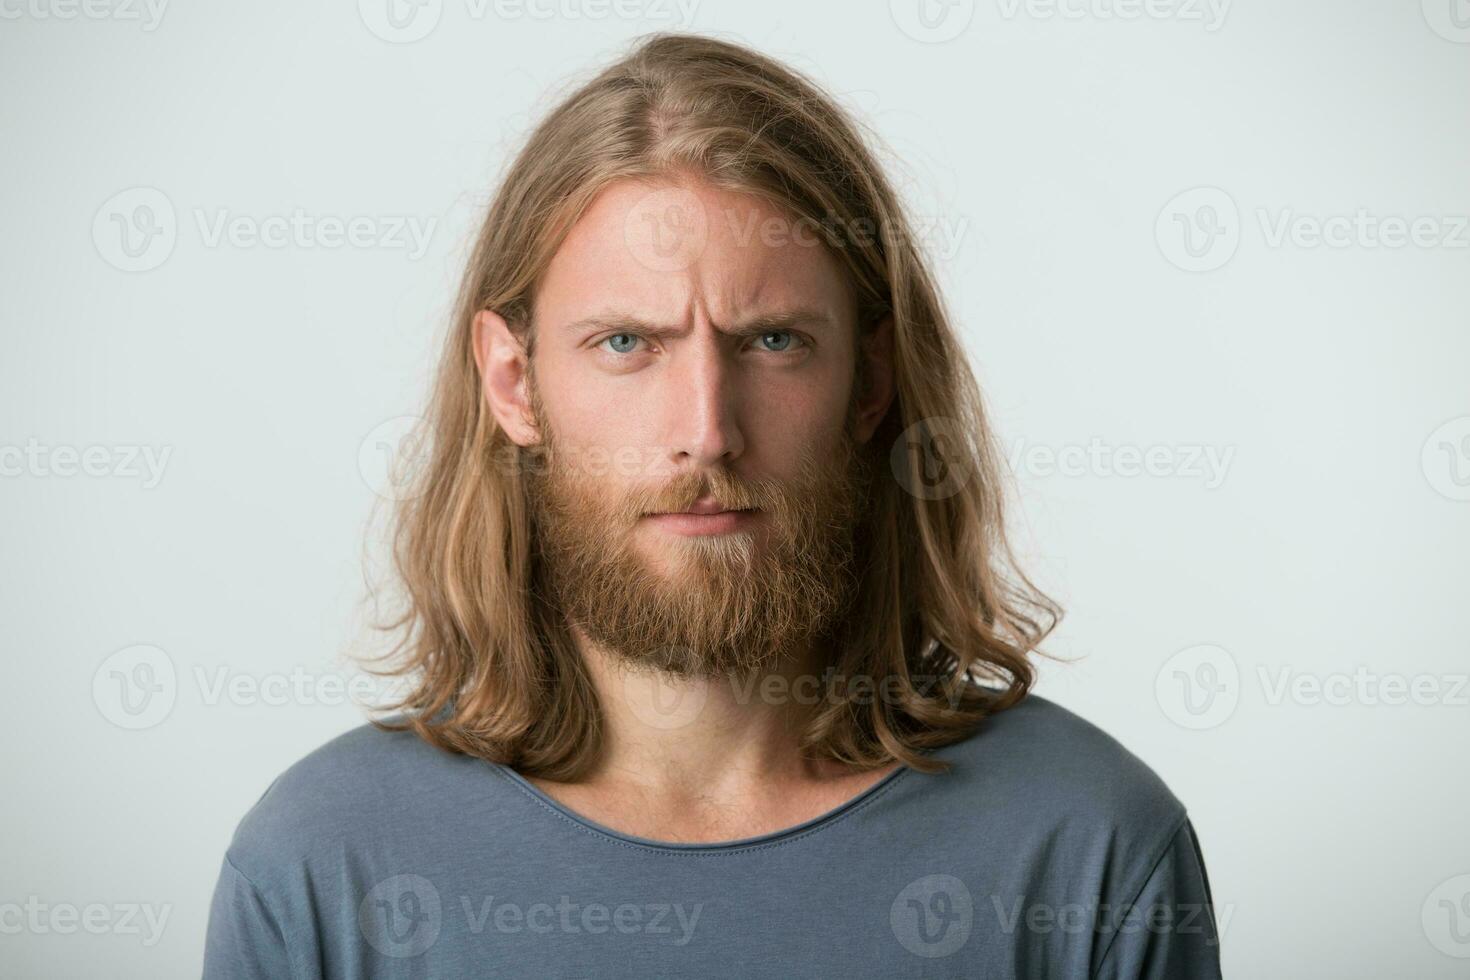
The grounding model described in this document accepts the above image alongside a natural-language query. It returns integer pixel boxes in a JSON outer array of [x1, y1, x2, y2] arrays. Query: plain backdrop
[[3, 1, 1468, 976]]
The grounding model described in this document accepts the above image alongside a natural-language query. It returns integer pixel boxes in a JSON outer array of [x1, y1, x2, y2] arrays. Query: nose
[[665, 330, 744, 471]]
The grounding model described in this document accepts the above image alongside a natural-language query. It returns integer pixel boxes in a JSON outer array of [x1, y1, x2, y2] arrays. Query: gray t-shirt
[[203, 693, 1223, 978]]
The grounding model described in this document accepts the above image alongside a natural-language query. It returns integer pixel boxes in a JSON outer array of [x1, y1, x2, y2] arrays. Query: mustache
[[617, 469, 776, 521], [525, 419, 862, 527]]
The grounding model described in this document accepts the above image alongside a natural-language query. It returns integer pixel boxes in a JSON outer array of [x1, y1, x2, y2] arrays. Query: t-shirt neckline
[[490, 758, 917, 854]]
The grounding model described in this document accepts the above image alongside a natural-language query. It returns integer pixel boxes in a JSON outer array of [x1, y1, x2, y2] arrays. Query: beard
[[523, 386, 874, 681]]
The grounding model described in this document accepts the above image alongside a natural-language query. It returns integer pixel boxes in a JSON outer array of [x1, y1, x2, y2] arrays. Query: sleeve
[[1091, 817, 1224, 980], [202, 854, 297, 980]]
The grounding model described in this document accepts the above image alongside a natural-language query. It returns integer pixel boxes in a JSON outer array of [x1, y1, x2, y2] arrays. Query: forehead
[[534, 176, 856, 328]]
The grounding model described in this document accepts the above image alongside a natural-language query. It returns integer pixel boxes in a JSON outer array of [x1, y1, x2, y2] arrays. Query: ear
[[472, 309, 540, 447], [853, 313, 895, 444]]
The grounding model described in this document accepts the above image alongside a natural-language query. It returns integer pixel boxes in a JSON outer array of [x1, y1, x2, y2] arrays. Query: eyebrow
[[562, 308, 834, 338]]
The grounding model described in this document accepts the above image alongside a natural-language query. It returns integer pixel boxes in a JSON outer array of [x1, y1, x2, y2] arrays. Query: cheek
[[750, 359, 853, 442], [536, 349, 654, 453]]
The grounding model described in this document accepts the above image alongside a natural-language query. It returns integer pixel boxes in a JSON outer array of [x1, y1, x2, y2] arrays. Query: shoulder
[[221, 715, 490, 882], [928, 691, 1189, 840]]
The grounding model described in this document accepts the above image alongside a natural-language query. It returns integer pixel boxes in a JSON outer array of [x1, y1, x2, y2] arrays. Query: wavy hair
[[361, 32, 1061, 779]]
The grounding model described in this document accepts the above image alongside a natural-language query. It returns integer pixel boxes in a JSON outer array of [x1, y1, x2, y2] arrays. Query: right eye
[[598, 333, 645, 355]]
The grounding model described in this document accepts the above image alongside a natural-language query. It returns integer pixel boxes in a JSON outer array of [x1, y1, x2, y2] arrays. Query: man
[[204, 32, 1222, 978]]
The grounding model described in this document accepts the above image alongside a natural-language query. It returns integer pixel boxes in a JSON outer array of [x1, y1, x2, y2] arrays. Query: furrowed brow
[[564, 309, 832, 337]]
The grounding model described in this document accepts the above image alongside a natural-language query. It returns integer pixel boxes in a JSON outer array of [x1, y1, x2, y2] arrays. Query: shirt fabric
[[203, 693, 1224, 978]]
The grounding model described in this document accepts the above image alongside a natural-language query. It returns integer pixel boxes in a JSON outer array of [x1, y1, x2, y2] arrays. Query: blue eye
[[755, 331, 800, 352], [601, 333, 642, 354]]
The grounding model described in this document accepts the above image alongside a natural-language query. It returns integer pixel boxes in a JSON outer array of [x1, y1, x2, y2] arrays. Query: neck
[[571, 626, 848, 796]]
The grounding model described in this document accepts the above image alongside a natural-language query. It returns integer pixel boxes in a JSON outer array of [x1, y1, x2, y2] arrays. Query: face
[[475, 175, 894, 678]]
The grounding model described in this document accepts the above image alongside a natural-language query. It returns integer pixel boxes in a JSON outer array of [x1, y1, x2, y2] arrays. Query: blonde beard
[[524, 408, 873, 681]]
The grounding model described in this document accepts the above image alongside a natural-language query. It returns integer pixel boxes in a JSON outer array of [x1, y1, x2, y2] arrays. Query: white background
[[2, 1, 1468, 976]]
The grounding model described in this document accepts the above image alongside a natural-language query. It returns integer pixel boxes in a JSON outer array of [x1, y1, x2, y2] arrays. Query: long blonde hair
[[362, 32, 1061, 779]]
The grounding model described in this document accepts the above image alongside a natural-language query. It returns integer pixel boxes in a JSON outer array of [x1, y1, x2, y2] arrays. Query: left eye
[[753, 331, 801, 352]]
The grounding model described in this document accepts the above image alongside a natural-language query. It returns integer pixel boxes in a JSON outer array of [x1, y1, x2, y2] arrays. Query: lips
[[680, 498, 737, 515], [648, 496, 752, 516]]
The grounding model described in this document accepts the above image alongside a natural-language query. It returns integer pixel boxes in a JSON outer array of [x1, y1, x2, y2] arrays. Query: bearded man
[[204, 32, 1222, 979]]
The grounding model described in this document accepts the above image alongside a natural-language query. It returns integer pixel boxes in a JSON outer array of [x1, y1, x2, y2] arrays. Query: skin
[[472, 174, 900, 844]]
